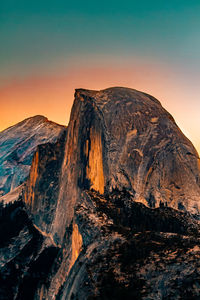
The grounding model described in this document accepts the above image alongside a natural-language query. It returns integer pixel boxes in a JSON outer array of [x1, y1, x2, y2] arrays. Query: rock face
[[68, 87, 199, 213], [24, 129, 67, 234], [1, 87, 200, 299], [0, 115, 65, 198], [51, 87, 200, 246]]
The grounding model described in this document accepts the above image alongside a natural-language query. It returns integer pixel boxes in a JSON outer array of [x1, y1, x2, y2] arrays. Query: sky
[[0, 0, 200, 154]]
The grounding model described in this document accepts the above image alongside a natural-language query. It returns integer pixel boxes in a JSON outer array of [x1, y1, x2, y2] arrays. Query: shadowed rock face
[[24, 129, 67, 234], [0, 115, 65, 198], [0, 200, 59, 300]]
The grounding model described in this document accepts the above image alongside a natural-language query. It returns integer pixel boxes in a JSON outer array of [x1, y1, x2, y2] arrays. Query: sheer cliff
[[69, 87, 199, 213], [52, 87, 200, 246], [24, 129, 67, 234]]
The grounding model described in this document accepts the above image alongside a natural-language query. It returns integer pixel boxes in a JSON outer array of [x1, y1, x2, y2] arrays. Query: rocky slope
[[0, 115, 65, 198], [60, 189, 200, 300], [1, 87, 200, 299], [1, 190, 200, 300]]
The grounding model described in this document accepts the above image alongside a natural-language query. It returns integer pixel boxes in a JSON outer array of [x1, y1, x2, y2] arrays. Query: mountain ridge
[[0, 115, 64, 134]]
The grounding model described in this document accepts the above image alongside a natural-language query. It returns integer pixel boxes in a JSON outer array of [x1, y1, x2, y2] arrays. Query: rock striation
[[67, 87, 199, 214]]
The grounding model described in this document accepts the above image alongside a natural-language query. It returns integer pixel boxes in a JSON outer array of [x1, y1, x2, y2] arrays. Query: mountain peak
[[0, 115, 66, 196], [0, 115, 65, 136], [24, 115, 48, 122], [75, 86, 162, 108]]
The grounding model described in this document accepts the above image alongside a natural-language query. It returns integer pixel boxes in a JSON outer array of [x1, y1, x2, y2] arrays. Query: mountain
[[0, 87, 200, 299], [0, 115, 65, 198], [51, 87, 200, 244], [65, 87, 199, 213]]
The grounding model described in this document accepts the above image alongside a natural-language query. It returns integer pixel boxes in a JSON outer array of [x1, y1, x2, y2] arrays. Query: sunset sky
[[0, 1, 200, 154]]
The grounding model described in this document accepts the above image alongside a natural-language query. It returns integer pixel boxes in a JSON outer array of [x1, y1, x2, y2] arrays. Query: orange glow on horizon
[[0, 64, 199, 155]]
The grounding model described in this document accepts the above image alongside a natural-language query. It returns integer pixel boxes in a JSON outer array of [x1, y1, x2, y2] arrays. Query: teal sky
[[0, 0, 200, 153], [1, 0, 200, 76]]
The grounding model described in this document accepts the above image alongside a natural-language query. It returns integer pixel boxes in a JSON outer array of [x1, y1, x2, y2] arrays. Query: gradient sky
[[0, 0, 200, 153]]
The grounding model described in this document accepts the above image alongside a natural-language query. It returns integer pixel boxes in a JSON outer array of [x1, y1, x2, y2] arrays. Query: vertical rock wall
[[24, 130, 67, 235]]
